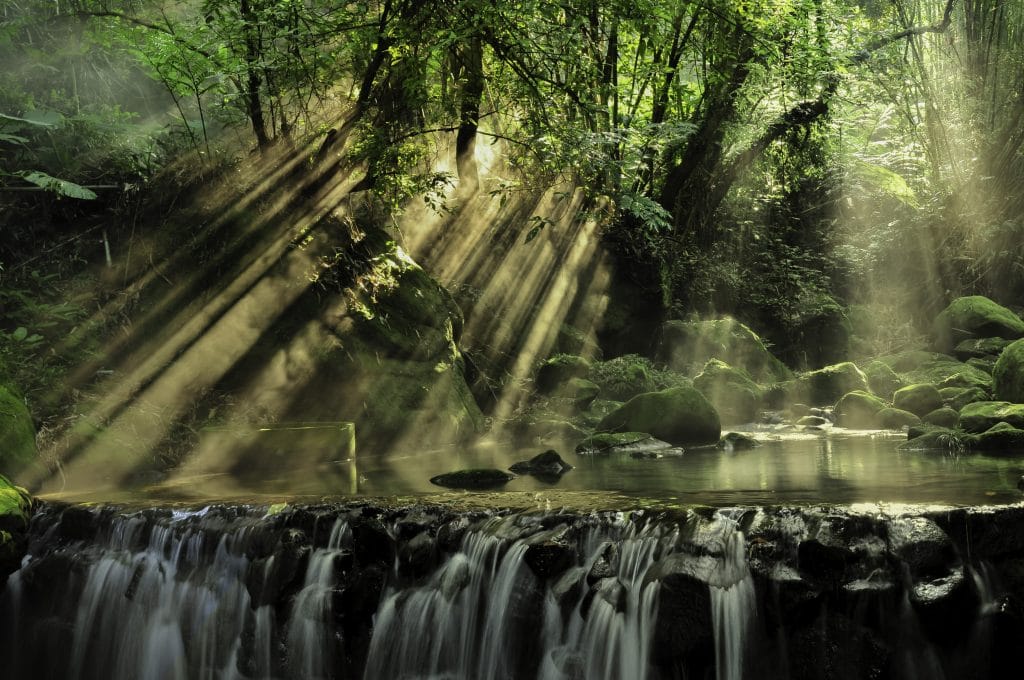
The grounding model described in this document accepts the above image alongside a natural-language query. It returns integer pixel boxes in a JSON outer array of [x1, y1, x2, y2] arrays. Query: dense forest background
[[2, 0, 1022, 423]]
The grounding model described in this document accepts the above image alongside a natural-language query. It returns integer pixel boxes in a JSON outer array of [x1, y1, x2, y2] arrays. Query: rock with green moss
[[958, 401, 1024, 433], [794, 362, 870, 406], [0, 474, 32, 580], [575, 432, 677, 456], [0, 386, 37, 476], [933, 296, 1024, 352], [693, 359, 763, 425], [893, 384, 944, 418], [834, 390, 887, 428], [993, 338, 1024, 403], [596, 387, 720, 447], [864, 361, 903, 400], [429, 469, 514, 490], [898, 428, 977, 452], [923, 407, 959, 429], [972, 422, 1024, 452], [654, 318, 792, 382], [588, 355, 690, 402], [966, 357, 996, 375], [876, 408, 922, 429], [953, 337, 1012, 361], [877, 351, 992, 393], [939, 386, 989, 412], [556, 378, 600, 409], [536, 355, 592, 394]]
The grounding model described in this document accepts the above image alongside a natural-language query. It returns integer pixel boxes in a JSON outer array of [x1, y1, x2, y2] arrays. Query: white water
[[709, 523, 756, 680]]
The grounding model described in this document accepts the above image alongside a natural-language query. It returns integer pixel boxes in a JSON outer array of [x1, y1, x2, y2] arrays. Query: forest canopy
[[2, 0, 1022, 362]]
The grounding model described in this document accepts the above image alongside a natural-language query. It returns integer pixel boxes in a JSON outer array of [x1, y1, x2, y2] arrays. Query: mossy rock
[[834, 391, 887, 428], [922, 407, 959, 429], [719, 432, 759, 450], [863, 360, 903, 401], [0, 474, 31, 531], [580, 399, 624, 427], [965, 357, 996, 375], [878, 351, 993, 393], [993, 338, 1024, 403], [794, 362, 870, 406], [552, 324, 601, 359], [893, 384, 944, 418], [575, 432, 674, 455], [933, 296, 1024, 352], [654, 318, 792, 382], [898, 429, 977, 452], [693, 359, 763, 425], [429, 469, 514, 490], [596, 386, 720, 447], [953, 337, 1012, 361], [554, 377, 600, 409], [958, 401, 1024, 433], [535, 355, 591, 394], [0, 386, 37, 476], [876, 408, 922, 429], [973, 422, 1024, 452], [939, 386, 989, 412]]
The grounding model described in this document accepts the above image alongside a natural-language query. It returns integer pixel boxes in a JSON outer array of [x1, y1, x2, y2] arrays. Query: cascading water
[[1, 501, 1020, 680]]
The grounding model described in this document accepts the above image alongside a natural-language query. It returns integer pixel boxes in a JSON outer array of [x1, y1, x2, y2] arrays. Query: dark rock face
[[509, 450, 573, 480], [429, 468, 515, 489], [4, 501, 1024, 680]]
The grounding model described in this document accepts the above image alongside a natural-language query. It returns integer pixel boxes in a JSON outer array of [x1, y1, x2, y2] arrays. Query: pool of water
[[53, 427, 1023, 507]]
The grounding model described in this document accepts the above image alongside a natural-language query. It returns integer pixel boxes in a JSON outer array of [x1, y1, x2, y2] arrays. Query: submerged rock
[[933, 295, 1024, 353], [509, 450, 574, 479], [994, 338, 1024, 403], [429, 469, 515, 490], [596, 386, 720, 447], [575, 432, 676, 456]]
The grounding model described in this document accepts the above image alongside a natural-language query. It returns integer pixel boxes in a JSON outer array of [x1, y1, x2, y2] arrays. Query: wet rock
[[524, 538, 577, 580], [797, 415, 830, 427], [551, 566, 586, 610], [886, 517, 956, 579], [575, 432, 671, 456], [398, 531, 437, 580], [898, 428, 976, 452], [973, 422, 1024, 452], [351, 516, 395, 566], [787, 615, 890, 680], [646, 552, 716, 662], [247, 528, 313, 607], [718, 432, 759, 451], [596, 386, 720, 447], [53, 506, 97, 543], [587, 542, 617, 585], [429, 469, 515, 490], [510, 450, 574, 480], [581, 577, 626, 617], [933, 295, 1024, 353], [911, 569, 977, 644]]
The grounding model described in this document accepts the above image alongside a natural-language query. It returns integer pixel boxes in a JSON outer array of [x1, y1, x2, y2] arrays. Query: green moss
[[993, 338, 1024, 403], [835, 390, 887, 428], [693, 359, 763, 425], [794, 362, 870, 406], [878, 351, 993, 394], [939, 386, 989, 412], [588, 355, 690, 402], [953, 337, 1012, 360], [596, 386, 720, 447], [973, 422, 1024, 453], [933, 295, 1024, 352], [876, 407, 921, 429], [863, 360, 903, 400], [898, 429, 977, 453], [654, 318, 792, 382], [0, 474, 31, 531], [535, 355, 592, 394], [0, 386, 37, 476], [922, 407, 959, 429], [893, 384, 944, 418], [958, 401, 1024, 433]]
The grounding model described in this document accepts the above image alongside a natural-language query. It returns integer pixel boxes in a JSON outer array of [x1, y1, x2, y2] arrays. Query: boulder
[[654, 318, 792, 382], [718, 432, 759, 451], [794, 362, 870, 406], [797, 415, 830, 427], [898, 428, 977, 452], [933, 296, 1024, 352], [693, 359, 763, 424], [509, 450, 573, 480], [994, 338, 1024, 403], [923, 407, 960, 429], [863, 360, 903, 400], [834, 391, 887, 428], [596, 387, 720, 447], [877, 351, 992, 393], [535, 355, 591, 394], [554, 377, 600, 410], [429, 469, 514, 490], [953, 337, 1012, 361], [0, 386, 37, 476], [575, 432, 681, 456], [0, 474, 32, 580], [973, 422, 1024, 452], [939, 386, 989, 412], [958, 401, 1024, 433], [876, 407, 921, 429], [893, 384, 944, 418]]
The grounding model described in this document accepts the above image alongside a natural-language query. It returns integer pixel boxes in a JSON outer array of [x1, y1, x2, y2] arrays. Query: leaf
[[12, 327, 27, 341], [524, 224, 543, 243], [0, 133, 29, 144], [852, 161, 918, 208], [19, 171, 98, 200]]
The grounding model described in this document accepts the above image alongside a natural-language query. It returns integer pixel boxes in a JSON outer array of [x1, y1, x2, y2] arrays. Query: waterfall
[[709, 524, 755, 680]]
